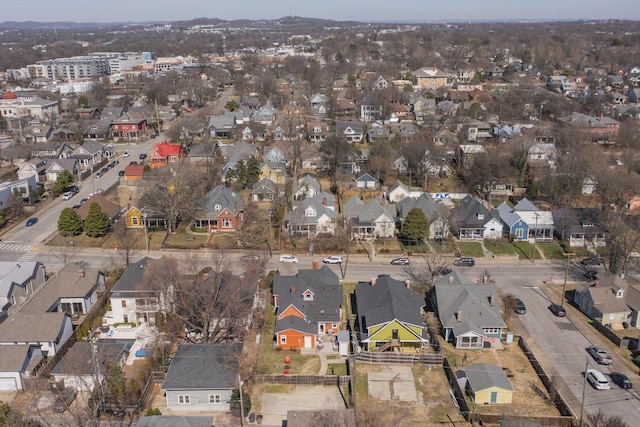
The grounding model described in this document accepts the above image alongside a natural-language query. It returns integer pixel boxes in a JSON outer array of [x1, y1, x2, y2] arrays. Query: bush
[[145, 408, 162, 416], [191, 226, 208, 233], [379, 248, 390, 254]]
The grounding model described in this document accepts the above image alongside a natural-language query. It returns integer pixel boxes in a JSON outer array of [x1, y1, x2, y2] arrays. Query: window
[[515, 228, 524, 238], [214, 204, 221, 213], [123, 315, 128, 322], [132, 216, 139, 225], [222, 219, 232, 228], [178, 395, 191, 404], [280, 335, 287, 344], [484, 328, 500, 334], [121, 300, 127, 308], [209, 394, 221, 404], [73, 302, 83, 313]]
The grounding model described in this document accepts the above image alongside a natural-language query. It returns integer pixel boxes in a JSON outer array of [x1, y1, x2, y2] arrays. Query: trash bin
[[256, 414, 263, 424]]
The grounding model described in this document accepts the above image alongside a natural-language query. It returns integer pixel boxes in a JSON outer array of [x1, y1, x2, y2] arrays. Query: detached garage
[[0, 345, 36, 391], [464, 362, 514, 405]]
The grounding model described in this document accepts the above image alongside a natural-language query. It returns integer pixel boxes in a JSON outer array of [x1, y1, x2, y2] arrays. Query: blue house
[[495, 203, 529, 241]]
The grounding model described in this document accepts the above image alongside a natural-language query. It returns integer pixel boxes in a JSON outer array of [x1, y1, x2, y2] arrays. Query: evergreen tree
[[58, 207, 83, 236], [399, 208, 429, 244], [53, 170, 75, 196], [84, 203, 111, 237]]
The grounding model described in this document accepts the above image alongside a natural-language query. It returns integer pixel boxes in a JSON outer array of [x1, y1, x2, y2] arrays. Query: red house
[[110, 112, 148, 140], [193, 186, 244, 232], [150, 141, 183, 168]]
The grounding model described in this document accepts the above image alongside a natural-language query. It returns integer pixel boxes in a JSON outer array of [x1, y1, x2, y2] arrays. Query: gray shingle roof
[[0, 312, 69, 343], [450, 195, 497, 230], [287, 196, 338, 226], [51, 341, 128, 376], [136, 416, 214, 427], [343, 196, 395, 225], [162, 343, 241, 390], [0, 261, 42, 300], [465, 362, 513, 392], [0, 345, 32, 372], [396, 193, 446, 223], [111, 257, 159, 296], [197, 186, 244, 216]]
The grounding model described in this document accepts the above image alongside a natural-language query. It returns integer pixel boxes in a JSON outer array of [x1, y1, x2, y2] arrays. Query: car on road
[[96, 188, 103, 194], [139, 153, 148, 160], [52, 387, 77, 413], [101, 167, 109, 175], [453, 257, 475, 267], [583, 270, 598, 280], [122, 152, 130, 158], [581, 256, 603, 266], [548, 303, 566, 317], [241, 254, 261, 262], [586, 369, 610, 390], [610, 372, 632, 389], [323, 256, 343, 264], [95, 172, 102, 178], [515, 299, 527, 314], [118, 170, 125, 177], [279, 255, 298, 263], [390, 257, 410, 266], [65, 185, 79, 194], [436, 266, 452, 275], [72, 204, 81, 210], [586, 346, 613, 365], [129, 161, 138, 165], [62, 191, 74, 201], [80, 198, 88, 205], [25, 217, 38, 227]]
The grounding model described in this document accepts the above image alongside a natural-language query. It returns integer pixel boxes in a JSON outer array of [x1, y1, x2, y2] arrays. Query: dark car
[[583, 270, 598, 280], [436, 267, 453, 275], [118, 170, 125, 177], [610, 372, 632, 389], [80, 198, 88, 205], [72, 204, 81, 210], [101, 167, 109, 174], [129, 160, 138, 165], [52, 388, 77, 413], [65, 185, 79, 194], [453, 257, 475, 267], [580, 256, 603, 266], [391, 257, 410, 266], [25, 217, 38, 227], [549, 303, 566, 317], [139, 153, 148, 160], [515, 299, 527, 314], [241, 254, 261, 262]]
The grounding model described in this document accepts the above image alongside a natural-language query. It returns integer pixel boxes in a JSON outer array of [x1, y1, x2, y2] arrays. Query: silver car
[[279, 255, 298, 263]]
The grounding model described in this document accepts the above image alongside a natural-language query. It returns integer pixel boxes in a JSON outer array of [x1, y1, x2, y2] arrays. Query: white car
[[323, 256, 343, 264], [122, 152, 130, 158], [279, 255, 298, 263], [62, 191, 74, 201]]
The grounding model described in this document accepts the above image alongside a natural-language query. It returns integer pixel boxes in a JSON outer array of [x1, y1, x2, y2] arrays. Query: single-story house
[[464, 362, 513, 404]]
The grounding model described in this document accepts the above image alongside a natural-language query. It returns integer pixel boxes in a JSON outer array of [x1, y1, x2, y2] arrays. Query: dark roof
[[355, 275, 425, 335], [162, 343, 241, 390], [465, 362, 513, 392], [287, 409, 356, 427], [197, 186, 244, 217], [75, 194, 121, 220], [396, 193, 446, 223], [450, 195, 497, 230], [136, 416, 214, 427], [111, 257, 160, 296], [51, 341, 129, 376]]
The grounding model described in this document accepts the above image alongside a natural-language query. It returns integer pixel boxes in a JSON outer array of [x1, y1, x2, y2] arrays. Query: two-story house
[[286, 194, 338, 237], [193, 186, 245, 232], [0, 261, 47, 320], [150, 141, 183, 168]]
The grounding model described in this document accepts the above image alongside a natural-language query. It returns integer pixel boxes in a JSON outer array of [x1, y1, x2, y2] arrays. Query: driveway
[[260, 385, 345, 426]]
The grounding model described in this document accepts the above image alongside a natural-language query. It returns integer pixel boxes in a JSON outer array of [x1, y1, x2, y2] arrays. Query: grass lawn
[[456, 241, 484, 257], [512, 241, 541, 260], [211, 233, 236, 249], [484, 240, 518, 256], [402, 243, 431, 254], [46, 232, 109, 248], [163, 223, 209, 249], [327, 361, 347, 376], [537, 242, 566, 259], [431, 239, 456, 255]]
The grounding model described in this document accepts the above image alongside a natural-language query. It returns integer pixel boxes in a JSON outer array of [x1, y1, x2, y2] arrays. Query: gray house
[[0, 261, 47, 320], [396, 193, 449, 240], [286, 195, 338, 237], [162, 343, 241, 412], [432, 272, 506, 349]]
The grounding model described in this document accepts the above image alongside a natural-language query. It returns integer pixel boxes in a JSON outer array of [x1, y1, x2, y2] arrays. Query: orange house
[[150, 141, 183, 168], [272, 266, 343, 350], [124, 164, 145, 181]]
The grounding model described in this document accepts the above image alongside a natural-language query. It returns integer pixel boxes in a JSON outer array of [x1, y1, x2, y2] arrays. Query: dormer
[[477, 212, 484, 220], [302, 288, 315, 301], [615, 288, 624, 298], [305, 207, 317, 217]]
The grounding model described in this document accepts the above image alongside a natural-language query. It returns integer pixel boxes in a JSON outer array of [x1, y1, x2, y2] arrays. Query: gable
[[278, 304, 306, 320]]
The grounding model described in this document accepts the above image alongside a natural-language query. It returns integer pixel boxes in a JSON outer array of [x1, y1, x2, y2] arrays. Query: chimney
[[202, 273, 209, 281], [600, 114, 603, 123], [371, 277, 376, 286], [456, 310, 463, 322], [322, 197, 327, 206], [448, 276, 454, 284], [239, 275, 244, 283], [290, 286, 296, 293], [405, 280, 411, 289], [489, 294, 495, 306], [78, 270, 85, 278]]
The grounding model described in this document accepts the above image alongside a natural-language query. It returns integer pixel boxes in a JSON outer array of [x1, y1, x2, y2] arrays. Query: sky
[[2, 0, 638, 23]]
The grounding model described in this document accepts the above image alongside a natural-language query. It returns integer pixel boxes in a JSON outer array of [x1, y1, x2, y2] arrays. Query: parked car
[[101, 167, 109, 175], [436, 266, 452, 275], [80, 198, 88, 205], [62, 191, 74, 201], [279, 255, 298, 263], [152, 130, 160, 138], [515, 299, 527, 315], [323, 256, 343, 264], [610, 372, 632, 389], [52, 388, 77, 413], [453, 257, 475, 267], [241, 254, 260, 262], [122, 152, 130, 158], [390, 257, 410, 266], [586, 369, 610, 390], [72, 204, 81, 210], [586, 346, 613, 365], [95, 172, 102, 178], [129, 161, 138, 165], [139, 153, 148, 160], [118, 170, 125, 177], [580, 256, 603, 266], [65, 185, 79, 194], [25, 217, 38, 227], [583, 270, 598, 280], [548, 303, 566, 317]]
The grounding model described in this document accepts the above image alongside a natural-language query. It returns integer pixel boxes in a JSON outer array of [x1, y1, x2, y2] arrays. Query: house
[[0, 312, 73, 357], [366, 124, 391, 143], [272, 266, 343, 350], [0, 345, 39, 390], [109, 111, 148, 140], [414, 67, 452, 89], [250, 178, 278, 202], [193, 186, 244, 232], [396, 193, 449, 240], [19, 263, 103, 319], [263, 145, 287, 164], [335, 121, 364, 143], [136, 416, 214, 427], [108, 257, 165, 326], [557, 112, 620, 144], [240, 122, 267, 142], [124, 205, 168, 230], [511, 198, 554, 242], [294, 175, 321, 200], [286, 195, 338, 237], [310, 93, 328, 119], [70, 140, 104, 170], [495, 203, 529, 241], [50, 341, 129, 392], [343, 196, 396, 240], [553, 208, 607, 247], [306, 121, 331, 143], [449, 195, 502, 240], [82, 120, 112, 140], [463, 363, 513, 405], [17, 157, 47, 183], [22, 124, 53, 144], [527, 143, 557, 165], [44, 158, 79, 183], [259, 161, 286, 185], [355, 173, 377, 189], [0, 261, 47, 320], [208, 112, 237, 139], [124, 164, 145, 182], [0, 176, 37, 209], [150, 141, 182, 168], [300, 144, 324, 171], [386, 180, 411, 203], [574, 279, 631, 327], [75, 194, 121, 223], [432, 272, 506, 349], [162, 343, 241, 412], [252, 100, 277, 125], [354, 275, 428, 352], [187, 141, 217, 163]]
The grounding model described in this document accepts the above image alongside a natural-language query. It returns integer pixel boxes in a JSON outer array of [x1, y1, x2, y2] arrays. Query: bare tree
[[587, 409, 629, 427], [52, 238, 78, 266], [112, 223, 141, 267]]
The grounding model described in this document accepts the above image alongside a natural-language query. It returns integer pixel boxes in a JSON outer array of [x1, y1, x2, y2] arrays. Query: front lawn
[[456, 241, 484, 257], [163, 223, 209, 249], [512, 241, 541, 260], [484, 240, 519, 256], [537, 242, 566, 259]]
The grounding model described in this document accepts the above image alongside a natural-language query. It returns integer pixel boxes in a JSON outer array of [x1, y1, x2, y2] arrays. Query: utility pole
[[560, 253, 573, 307], [579, 357, 589, 427], [237, 374, 244, 427], [531, 213, 539, 263]]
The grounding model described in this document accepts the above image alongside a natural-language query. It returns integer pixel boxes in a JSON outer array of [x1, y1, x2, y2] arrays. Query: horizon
[[2, 0, 638, 25]]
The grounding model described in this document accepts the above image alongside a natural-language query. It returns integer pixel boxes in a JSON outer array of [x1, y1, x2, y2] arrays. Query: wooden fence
[[255, 374, 350, 386], [355, 351, 443, 365]]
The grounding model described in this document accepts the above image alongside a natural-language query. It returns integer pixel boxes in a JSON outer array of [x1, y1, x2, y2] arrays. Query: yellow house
[[260, 162, 286, 185], [125, 206, 144, 229], [414, 67, 451, 89], [464, 362, 513, 405]]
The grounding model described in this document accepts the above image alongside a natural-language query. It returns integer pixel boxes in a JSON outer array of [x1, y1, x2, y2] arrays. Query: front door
[[304, 336, 313, 348]]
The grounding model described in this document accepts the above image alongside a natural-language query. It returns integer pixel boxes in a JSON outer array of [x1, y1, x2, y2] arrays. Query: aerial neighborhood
[[0, 14, 639, 427]]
